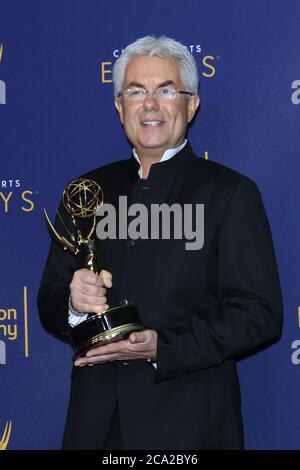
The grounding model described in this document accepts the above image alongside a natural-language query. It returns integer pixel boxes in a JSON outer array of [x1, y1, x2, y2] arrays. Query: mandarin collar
[[129, 141, 197, 180], [133, 140, 187, 178]]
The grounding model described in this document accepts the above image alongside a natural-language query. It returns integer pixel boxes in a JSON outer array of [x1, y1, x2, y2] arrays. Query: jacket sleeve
[[37, 203, 77, 341], [155, 178, 283, 382]]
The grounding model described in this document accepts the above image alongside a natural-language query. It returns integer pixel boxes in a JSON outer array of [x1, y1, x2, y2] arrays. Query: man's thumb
[[129, 331, 145, 343], [99, 269, 113, 288]]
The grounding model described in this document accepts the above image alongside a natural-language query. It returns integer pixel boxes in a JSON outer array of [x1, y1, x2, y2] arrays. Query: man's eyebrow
[[157, 80, 175, 88], [125, 80, 176, 89], [126, 81, 145, 89]]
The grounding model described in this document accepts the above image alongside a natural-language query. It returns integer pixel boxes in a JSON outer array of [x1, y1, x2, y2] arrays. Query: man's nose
[[143, 93, 160, 111]]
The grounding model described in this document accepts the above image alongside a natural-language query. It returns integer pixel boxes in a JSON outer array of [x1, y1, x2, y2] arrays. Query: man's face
[[115, 55, 200, 157]]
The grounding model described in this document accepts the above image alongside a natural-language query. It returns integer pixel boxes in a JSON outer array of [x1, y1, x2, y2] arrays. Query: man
[[38, 36, 283, 450]]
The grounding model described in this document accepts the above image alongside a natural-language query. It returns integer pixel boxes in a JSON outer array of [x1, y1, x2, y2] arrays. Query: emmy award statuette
[[44, 178, 146, 357]]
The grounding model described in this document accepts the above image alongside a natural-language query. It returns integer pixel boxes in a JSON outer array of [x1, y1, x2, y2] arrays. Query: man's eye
[[157, 87, 175, 97], [129, 89, 145, 97]]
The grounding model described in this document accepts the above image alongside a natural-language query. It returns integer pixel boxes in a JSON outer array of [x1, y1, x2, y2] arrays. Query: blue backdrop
[[1, 0, 300, 450]]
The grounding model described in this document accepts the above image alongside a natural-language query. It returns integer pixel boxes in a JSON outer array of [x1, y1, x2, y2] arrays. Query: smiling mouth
[[140, 120, 164, 127]]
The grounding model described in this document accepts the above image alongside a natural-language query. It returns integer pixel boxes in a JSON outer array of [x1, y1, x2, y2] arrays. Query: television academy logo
[[0, 180, 37, 214], [0, 43, 6, 105], [0, 287, 29, 366], [100, 42, 219, 84], [291, 80, 300, 105], [290, 307, 300, 365]]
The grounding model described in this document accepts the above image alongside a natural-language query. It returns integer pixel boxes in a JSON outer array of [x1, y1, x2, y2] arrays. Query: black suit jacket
[[37, 142, 283, 449]]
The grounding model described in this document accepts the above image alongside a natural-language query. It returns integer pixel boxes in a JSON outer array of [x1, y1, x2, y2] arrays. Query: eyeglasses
[[118, 86, 193, 102]]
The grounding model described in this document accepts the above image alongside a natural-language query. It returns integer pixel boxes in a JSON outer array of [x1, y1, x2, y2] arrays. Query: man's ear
[[114, 97, 124, 124], [187, 95, 200, 123]]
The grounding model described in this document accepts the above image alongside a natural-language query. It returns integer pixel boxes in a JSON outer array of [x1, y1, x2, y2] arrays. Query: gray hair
[[112, 35, 199, 97]]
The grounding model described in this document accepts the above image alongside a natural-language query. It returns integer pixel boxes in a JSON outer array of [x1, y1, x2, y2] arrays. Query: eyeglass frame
[[117, 85, 194, 102]]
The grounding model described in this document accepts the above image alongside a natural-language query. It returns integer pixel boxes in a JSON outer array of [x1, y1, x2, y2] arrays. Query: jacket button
[[127, 239, 136, 248]]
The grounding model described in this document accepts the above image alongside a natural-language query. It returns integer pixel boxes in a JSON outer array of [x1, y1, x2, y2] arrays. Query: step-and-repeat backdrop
[[1, 0, 300, 449]]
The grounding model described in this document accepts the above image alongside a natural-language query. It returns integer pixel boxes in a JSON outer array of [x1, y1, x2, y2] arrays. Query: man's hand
[[70, 268, 112, 314], [74, 330, 158, 367]]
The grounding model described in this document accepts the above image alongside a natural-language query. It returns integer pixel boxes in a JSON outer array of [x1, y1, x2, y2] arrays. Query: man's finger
[[129, 331, 148, 344], [77, 269, 105, 286], [71, 302, 109, 315], [100, 269, 113, 288]]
